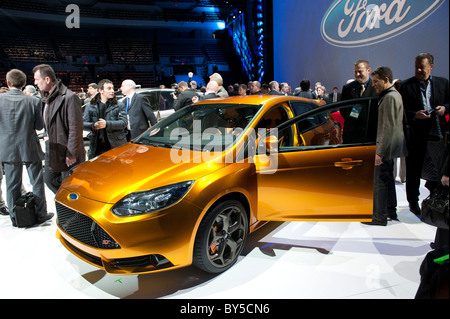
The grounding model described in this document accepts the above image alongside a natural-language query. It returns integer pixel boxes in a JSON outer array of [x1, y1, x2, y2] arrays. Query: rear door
[[254, 97, 378, 222]]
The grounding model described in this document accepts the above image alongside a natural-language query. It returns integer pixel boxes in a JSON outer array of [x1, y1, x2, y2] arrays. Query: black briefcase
[[13, 192, 37, 228]]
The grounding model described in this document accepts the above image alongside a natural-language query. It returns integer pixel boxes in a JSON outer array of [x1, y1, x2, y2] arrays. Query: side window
[[161, 91, 175, 110], [294, 109, 342, 148], [257, 106, 294, 147], [290, 101, 314, 116], [291, 100, 328, 131], [146, 92, 159, 111], [280, 98, 377, 151]]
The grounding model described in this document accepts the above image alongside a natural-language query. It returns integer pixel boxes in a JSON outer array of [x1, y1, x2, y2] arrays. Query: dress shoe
[[409, 202, 421, 216], [0, 206, 10, 216], [35, 213, 54, 225], [361, 220, 387, 226], [388, 211, 398, 221]]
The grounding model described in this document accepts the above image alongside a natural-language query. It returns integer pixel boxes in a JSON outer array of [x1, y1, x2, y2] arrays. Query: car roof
[[194, 94, 324, 108], [135, 88, 175, 93]]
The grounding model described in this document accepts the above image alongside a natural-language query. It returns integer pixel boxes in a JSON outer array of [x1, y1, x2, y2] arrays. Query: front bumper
[[55, 188, 202, 275]]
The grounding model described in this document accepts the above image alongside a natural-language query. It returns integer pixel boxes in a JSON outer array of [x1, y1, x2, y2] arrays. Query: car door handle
[[334, 159, 364, 169]]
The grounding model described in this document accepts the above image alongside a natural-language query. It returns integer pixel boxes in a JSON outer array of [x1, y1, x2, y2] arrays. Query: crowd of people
[[0, 64, 158, 226], [0, 56, 448, 229], [0, 52, 448, 297]]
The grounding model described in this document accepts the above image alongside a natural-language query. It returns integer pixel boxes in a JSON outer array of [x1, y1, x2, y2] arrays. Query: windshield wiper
[[133, 140, 174, 149]]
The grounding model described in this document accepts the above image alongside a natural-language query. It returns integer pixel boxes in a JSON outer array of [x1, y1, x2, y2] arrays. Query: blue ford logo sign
[[68, 193, 79, 201], [321, 0, 446, 47]]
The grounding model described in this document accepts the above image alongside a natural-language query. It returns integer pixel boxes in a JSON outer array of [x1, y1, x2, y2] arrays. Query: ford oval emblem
[[68, 193, 79, 201], [321, 0, 446, 47]]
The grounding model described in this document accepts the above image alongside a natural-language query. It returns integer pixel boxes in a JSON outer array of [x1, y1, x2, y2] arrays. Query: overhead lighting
[[216, 22, 226, 30]]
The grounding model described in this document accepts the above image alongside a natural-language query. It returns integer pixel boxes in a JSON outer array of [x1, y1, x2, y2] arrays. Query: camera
[[171, 83, 180, 97]]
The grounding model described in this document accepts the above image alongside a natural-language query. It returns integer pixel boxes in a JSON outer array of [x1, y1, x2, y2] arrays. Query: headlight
[[111, 181, 194, 217]]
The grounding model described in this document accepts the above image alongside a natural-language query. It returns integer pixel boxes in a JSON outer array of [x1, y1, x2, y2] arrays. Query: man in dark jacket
[[340, 59, 378, 144], [83, 79, 128, 159], [173, 81, 199, 111], [33, 64, 85, 194], [267, 81, 283, 95], [120, 79, 157, 140], [399, 53, 449, 215], [193, 80, 219, 102]]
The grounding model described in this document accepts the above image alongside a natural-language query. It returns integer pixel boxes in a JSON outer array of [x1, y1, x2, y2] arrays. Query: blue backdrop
[[273, 0, 449, 92]]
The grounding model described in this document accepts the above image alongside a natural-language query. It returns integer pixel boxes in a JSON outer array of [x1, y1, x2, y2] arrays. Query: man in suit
[[362, 67, 407, 226], [341, 60, 377, 100], [210, 73, 228, 98], [194, 80, 219, 102], [399, 53, 449, 215], [0, 164, 9, 216], [267, 81, 283, 95], [33, 64, 85, 194], [249, 81, 262, 95], [0, 89, 9, 216], [120, 79, 157, 140], [0, 69, 53, 226], [329, 87, 341, 102], [340, 59, 378, 144], [172, 81, 199, 111]]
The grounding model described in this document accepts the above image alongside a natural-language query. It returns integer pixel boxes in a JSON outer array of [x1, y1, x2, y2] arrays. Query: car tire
[[193, 199, 248, 273]]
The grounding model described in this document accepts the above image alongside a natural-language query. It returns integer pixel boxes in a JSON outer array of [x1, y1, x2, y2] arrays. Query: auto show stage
[[0, 173, 437, 299]]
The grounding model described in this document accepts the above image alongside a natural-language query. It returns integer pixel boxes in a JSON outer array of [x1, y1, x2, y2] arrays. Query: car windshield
[[134, 103, 262, 151]]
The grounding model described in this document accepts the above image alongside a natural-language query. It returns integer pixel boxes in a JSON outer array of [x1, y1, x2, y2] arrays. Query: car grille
[[56, 202, 120, 250]]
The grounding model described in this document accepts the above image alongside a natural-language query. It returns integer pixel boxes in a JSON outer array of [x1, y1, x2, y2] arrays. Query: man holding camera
[[173, 81, 199, 111]]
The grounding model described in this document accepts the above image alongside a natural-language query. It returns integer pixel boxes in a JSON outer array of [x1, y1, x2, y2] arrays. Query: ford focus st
[[55, 95, 378, 274]]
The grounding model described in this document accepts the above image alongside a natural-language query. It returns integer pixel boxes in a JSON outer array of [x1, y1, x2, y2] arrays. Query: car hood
[[59, 143, 225, 203]]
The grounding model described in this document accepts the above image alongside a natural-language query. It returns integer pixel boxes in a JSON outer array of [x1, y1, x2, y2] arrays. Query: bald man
[[120, 79, 157, 140]]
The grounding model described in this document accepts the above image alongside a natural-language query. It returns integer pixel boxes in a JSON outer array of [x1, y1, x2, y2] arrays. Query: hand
[[94, 118, 106, 130], [375, 154, 383, 166], [435, 106, 446, 117], [66, 156, 76, 167], [192, 96, 199, 103], [442, 175, 449, 187], [415, 110, 430, 120]]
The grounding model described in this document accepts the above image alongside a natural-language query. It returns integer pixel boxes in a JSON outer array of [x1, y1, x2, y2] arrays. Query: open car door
[[254, 97, 378, 222]]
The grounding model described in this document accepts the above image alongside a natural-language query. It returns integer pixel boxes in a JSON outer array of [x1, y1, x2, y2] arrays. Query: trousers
[[3, 161, 47, 220], [44, 140, 72, 194], [0, 163, 6, 208], [373, 159, 397, 223]]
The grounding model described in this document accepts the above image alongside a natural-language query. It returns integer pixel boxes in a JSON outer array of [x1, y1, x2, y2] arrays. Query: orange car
[[55, 95, 378, 274]]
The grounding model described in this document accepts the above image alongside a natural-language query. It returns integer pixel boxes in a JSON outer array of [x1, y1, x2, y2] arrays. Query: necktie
[[125, 97, 130, 113], [360, 84, 365, 97]]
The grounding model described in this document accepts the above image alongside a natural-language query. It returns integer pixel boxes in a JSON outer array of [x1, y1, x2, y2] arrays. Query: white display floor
[[0, 171, 436, 299]]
